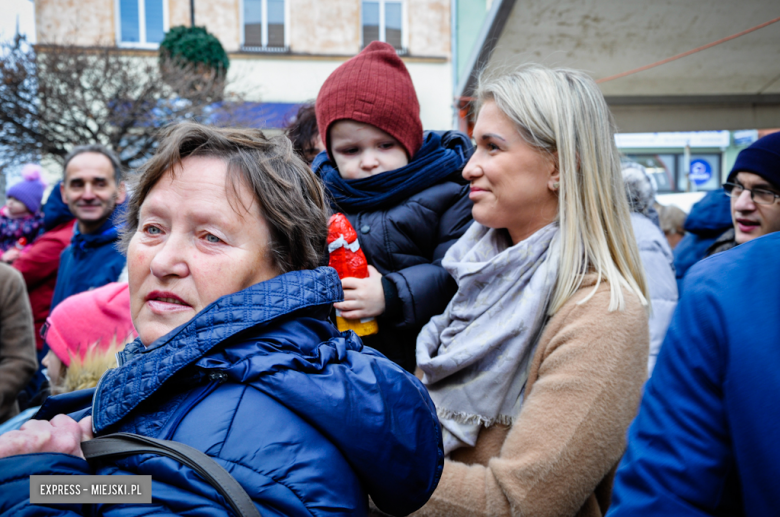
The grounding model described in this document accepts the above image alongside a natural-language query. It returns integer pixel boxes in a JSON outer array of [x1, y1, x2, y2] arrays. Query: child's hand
[[1, 248, 20, 263], [335, 266, 385, 319]]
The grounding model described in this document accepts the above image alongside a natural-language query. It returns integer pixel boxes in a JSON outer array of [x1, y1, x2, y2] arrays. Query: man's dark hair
[[62, 144, 123, 184], [121, 122, 329, 273], [285, 103, 320, 163]]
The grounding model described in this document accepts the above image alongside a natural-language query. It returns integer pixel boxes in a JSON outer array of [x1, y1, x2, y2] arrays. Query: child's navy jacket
[[314, 131, 474, 371], [0, 267, 444, 516]]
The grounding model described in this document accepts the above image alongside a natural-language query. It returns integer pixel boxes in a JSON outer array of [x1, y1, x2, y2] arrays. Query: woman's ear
[[548, 152, 561, 192]]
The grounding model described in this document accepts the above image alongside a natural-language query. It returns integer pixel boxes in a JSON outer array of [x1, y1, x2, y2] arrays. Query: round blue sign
[[689, 159, 712, 186]]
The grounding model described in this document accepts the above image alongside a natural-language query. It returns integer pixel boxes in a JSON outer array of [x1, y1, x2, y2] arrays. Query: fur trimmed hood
[[53, 338, 130, 396]]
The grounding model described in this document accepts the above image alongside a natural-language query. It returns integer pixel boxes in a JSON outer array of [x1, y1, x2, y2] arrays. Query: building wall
[[169, 0, 192, 29], [288, 0, 359, 54], [34, 0, 455, 129], [455, 0, 488, 79], [194, 0, 241, 51], [408, 0, 450, 57], [228, 55, 453, 130], [36, 0, 451, 56], [36, 0, 115, 45]]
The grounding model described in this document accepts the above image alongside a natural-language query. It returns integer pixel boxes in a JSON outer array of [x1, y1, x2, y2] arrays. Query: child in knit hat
[[0, 164, 46, 260], [313, 41, 474, 372], [41, 282, 137, 396], [0, 282, 136, 434]]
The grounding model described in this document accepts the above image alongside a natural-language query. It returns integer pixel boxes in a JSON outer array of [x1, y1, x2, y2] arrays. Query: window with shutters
[[242, 0, 288, 52], [362, 0, 406, 54]]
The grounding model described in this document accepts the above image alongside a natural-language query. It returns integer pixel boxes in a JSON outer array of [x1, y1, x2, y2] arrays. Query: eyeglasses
[[723, 182, 780, 205]]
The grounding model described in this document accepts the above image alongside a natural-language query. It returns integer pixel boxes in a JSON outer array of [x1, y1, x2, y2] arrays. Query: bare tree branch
[[0, 36, 248, 172]]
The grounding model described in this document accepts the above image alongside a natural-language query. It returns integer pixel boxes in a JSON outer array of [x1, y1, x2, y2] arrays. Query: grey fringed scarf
[[416, 222, 560, 455]]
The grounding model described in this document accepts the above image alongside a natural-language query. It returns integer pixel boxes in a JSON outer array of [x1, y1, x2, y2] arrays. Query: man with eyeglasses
[[608, 130, 780, 517], [707, 131, 780, 255]]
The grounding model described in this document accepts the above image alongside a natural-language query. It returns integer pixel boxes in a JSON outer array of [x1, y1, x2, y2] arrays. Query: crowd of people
[[0, 40, 777, 516]]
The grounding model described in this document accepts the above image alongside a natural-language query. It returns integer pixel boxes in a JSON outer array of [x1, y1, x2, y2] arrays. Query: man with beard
[[50, 145, 127, 312]]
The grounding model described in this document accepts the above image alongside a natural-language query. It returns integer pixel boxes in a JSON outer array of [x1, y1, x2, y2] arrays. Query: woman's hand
[[0, 415, 94, 459], [335, 266, 385, 320]]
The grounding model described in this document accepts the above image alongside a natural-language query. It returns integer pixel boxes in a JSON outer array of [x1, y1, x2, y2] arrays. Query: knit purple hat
[[7, 164, 46, 214], [728, 131, 780, 188]]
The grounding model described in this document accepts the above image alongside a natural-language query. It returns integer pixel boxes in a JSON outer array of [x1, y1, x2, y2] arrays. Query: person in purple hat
[[706, 131, 780, 255], [0, 164, 46, 260]]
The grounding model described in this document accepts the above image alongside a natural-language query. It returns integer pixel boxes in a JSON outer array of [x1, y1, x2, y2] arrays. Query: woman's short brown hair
[[121, 122, 329, 273]]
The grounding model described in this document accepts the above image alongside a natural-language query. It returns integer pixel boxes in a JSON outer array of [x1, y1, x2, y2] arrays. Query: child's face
[[6, 197, 30, 218], [42, 350, 65, 388], [329, 121, 409, 180]]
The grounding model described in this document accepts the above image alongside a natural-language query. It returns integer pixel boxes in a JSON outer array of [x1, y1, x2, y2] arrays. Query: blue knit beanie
[[728, 131, 780, 188], [7, 164, 47, 214]]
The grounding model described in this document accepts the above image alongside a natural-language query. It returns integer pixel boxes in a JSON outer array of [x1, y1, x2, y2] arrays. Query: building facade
[[35, 0, 454, 130]]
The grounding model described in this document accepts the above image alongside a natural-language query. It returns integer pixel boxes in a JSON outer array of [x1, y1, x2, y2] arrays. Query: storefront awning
[[458, 0, 780, 131]]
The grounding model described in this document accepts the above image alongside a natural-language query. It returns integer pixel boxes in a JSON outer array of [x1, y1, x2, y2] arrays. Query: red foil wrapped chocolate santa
[[326, 213, 379, 336]]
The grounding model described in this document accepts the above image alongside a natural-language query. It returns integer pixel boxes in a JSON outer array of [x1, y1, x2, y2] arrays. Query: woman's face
[[463, 100, 559, 245], [128, 156, 280, 346]]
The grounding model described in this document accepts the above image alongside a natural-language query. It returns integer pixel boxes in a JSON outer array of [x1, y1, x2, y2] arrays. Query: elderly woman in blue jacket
[[0, 123, 443, 516]]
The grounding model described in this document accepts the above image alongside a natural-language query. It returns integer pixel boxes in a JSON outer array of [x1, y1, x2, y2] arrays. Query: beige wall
[[35, 0, 451, 58], [33, 0, 455, 126], [195, 0, 241, 51], [408, 0, 450, 57], [228, 55, 453, 129], [36, 0, 115, 45], [288, 0, 359, 54], [169, 0, 191, 29]]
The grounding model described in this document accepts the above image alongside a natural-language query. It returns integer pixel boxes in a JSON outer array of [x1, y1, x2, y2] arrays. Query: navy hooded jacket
[[50, 215, 126, 312], [313, 131, 474, 372], [609, 232, 780, 516], [672, 188, 731, 294], [0, 267, 444, 516]]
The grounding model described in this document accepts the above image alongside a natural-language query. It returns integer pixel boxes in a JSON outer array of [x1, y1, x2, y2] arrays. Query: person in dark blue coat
[[313, 42, 473, 372], [608, 231, 780, 516], [50, 145, 128, 311], [671, 188, 731, 294], [0, 123, 443, 516]]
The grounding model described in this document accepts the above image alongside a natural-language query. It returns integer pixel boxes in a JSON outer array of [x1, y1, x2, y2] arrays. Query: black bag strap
[[81, 432, 261, 517]]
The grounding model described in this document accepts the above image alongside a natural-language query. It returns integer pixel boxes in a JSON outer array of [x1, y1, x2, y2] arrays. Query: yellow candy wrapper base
[[336, 316, 378, 336]]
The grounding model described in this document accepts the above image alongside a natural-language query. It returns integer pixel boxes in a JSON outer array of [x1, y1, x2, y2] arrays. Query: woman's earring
[[552, 181, 560, 191]]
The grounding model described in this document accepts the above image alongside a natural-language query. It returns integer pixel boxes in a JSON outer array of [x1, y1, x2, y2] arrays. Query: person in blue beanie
[[50, 145, 127, 311], [707, 131, 780, 255], [608, 230, 780, 516], [313, 42, 473, 372], [0, 122, 443, 516], [674, 131, 780, 295]]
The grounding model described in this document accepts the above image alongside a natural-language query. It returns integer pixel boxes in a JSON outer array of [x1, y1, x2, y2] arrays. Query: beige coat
[[412, 274, 649, 517], [0, 263, 37, 423]]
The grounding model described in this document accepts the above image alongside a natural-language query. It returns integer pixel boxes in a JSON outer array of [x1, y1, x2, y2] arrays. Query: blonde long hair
[[475, 64, 648, 313]]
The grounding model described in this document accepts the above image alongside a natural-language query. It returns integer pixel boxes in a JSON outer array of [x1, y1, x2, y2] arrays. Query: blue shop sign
[[689, 159, 712, 186]]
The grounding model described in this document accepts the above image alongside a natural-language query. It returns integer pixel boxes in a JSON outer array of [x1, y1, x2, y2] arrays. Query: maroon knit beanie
[[316, 41, 423, 159]]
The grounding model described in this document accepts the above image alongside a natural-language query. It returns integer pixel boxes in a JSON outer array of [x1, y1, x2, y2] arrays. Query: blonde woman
[[414, 65, 650, 517]]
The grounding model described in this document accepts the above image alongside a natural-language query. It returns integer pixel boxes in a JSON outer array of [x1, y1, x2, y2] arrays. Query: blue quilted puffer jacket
[[0, 267, 444, 516]]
